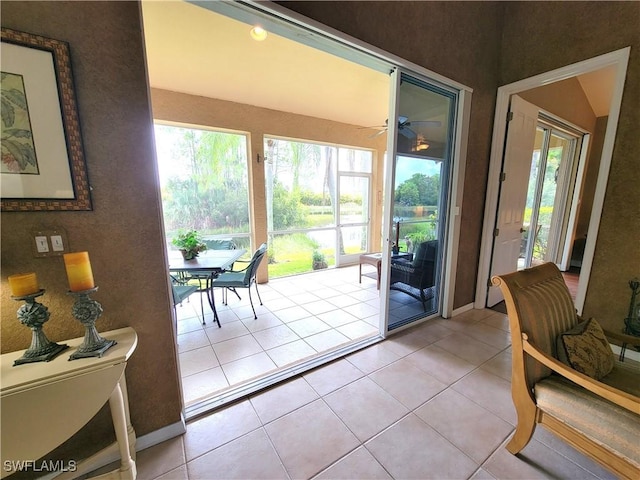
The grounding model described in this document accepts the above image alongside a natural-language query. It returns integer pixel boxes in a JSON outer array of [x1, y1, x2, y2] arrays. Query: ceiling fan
[[365, 116, 442, 138]]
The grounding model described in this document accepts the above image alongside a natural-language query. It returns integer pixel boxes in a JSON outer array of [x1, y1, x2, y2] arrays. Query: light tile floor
[[139, 301, 614, 479], [176, 265, 388, 406]]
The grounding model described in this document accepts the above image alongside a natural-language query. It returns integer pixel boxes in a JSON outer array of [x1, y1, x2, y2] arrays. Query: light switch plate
[[32, 232, 51, 257], [35, 236, 50, 253], [32, 227, 68, 257], [51, 235, 65, 252]]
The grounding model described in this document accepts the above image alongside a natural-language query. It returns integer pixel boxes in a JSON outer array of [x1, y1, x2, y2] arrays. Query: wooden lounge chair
[[492, 262, 640, 479]]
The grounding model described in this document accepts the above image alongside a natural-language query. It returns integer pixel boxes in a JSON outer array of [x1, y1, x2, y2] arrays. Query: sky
[[395, 155, 442, 185]]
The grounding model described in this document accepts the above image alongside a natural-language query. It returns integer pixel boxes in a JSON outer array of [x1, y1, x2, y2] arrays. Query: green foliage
[[400, 221, 438, 251], [171, 229, 207, 258], [395, 173, 440, 206], [299, 190, 332, 206], [156, 126, 250, 232], [272, 180, 306, 230], [312, 249, 326, 263]]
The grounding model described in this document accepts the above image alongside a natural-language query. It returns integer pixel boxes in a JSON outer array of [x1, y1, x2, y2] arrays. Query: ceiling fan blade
[[399, 127, 417, 139], [369, 129, 388, 138]]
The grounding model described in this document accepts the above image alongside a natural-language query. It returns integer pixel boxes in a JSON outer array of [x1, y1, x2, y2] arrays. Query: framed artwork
[[1, 28, 92, 211]]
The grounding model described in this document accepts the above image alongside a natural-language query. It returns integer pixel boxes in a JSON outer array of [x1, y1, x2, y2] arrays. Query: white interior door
[[487, 95, 539, 306]]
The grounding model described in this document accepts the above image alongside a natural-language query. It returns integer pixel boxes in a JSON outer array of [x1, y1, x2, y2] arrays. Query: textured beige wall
[[0, 0, 182, 462], [500, 1, 640, 333], [151, 88, 389, 268]]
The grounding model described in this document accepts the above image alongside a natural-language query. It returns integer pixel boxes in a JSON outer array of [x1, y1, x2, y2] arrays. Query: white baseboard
[[50, 414, 186, 479], [451, 303, 474, 317], [136, 414, 187, 452]]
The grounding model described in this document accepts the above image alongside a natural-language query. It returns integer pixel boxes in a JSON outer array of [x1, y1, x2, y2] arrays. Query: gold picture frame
[[1, 28, 92, 211]]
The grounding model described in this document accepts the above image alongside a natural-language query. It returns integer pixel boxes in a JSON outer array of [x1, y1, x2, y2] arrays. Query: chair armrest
[[603, 329, 640, 347], [228, 259, 250, 273], [521, 333, 639, 413], [390, 261, 415, 273], [170, 273, 191, 285]]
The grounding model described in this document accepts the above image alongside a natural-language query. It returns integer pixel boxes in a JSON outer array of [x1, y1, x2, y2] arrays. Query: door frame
[[336, 171, 372, 266], [476, 47, 630, 314]]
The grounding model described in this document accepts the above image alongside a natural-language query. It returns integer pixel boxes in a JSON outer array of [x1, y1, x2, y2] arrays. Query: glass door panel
[[538, 133, 572, 263], [520, 127, 545, 269], [385, 72, 456, 331], [520, 124, 577, 269]]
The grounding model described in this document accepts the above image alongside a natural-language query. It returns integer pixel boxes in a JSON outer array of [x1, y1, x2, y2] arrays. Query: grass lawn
[[267, 233, 335, 278]]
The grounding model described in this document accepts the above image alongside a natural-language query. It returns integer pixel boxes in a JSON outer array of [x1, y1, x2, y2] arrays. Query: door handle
[[520, 228, 526, 233]]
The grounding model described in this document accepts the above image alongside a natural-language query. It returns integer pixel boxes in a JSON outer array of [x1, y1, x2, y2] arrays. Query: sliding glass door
[[383, 71, 457, 331], [520, 122, 580, 269]]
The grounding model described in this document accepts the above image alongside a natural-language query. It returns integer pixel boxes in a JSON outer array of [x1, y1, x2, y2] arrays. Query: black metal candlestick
[[11, 289, 69, 366], [67, 286, 116, 360]]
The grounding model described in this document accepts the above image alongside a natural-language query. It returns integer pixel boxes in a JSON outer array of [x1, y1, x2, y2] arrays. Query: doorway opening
[[476, 47, 630, 313], [144, 0, 471, 417]]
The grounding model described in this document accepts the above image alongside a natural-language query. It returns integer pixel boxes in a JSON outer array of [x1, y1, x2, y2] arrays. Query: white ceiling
[[141, 0, 389, 128], [577, 65, 616, 117], [141, 1, 615, 128]]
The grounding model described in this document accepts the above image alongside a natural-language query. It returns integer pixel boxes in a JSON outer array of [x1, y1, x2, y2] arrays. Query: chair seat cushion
[[213, 271, 247, 287], [172, 284, 198, 303], [535, 375, 640, 468], [601, 359, 640, 397]]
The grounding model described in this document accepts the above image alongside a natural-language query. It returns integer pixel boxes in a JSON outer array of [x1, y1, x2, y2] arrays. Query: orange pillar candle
[[63, 252, 95, 292], [8, 273, 40, 296]]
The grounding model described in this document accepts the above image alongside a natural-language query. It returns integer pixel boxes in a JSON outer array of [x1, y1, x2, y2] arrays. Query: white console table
[[1, 327, 138, 479]]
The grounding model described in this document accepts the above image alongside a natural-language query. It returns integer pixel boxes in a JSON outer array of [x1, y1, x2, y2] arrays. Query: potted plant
[[172, 229, 207, 260], [312, 249, 328, 270]]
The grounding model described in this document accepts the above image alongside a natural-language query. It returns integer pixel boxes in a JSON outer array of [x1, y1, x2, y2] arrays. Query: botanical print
[[1, 71, 39, 174]]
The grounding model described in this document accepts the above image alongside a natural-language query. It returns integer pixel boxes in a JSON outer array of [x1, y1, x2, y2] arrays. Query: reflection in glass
[[387, 73, 456, 330]]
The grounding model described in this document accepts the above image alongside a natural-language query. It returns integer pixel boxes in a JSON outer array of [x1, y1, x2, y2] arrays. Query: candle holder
[[11, 289, 69, 366], [67, 286, 116, 360]]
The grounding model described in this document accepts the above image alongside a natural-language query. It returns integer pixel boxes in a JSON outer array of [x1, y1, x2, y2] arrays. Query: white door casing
[[487, 95, 539, 306], [475, 47, 630, 314]]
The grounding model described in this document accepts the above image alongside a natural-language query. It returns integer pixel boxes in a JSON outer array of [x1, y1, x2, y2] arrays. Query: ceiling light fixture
[[250, 26, 267, 41], [414, 135, 429, 151]]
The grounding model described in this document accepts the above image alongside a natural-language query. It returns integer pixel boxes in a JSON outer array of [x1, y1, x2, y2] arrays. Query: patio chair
[[170, 275, 199, 320], [178, 238, 238, 323], [389, 240, 437, 311], [211, 243, 267, 319], [203, 238, 237, 250]]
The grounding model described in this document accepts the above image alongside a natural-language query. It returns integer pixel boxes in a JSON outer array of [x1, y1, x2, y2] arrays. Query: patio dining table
[[169, 248, 246, 327]]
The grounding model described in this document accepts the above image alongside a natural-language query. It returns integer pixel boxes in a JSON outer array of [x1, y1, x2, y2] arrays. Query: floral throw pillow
[[557, 318, 614, 380]]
